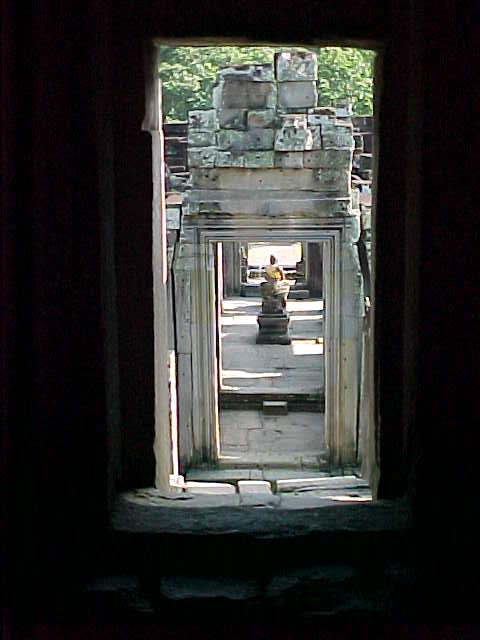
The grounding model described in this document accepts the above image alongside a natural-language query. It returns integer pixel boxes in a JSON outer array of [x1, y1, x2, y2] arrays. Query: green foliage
[[158, 45, 375, 122]]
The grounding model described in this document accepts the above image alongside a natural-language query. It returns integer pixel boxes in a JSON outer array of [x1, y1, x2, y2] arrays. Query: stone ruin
[[186, 50, 353, 190]]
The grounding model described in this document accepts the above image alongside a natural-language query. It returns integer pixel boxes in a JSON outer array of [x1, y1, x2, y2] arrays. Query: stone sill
[[111, 494, 411, 537]]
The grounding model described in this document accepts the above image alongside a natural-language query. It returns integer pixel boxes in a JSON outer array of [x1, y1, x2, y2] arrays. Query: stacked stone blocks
[[186, 51, 354, 189]]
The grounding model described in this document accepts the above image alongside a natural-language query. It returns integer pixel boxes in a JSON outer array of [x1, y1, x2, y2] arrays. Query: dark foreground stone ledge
[[111, 495, 411, 537]]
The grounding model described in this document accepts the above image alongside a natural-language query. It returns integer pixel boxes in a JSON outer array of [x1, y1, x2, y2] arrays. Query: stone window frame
[[140, 36, 419, 502]]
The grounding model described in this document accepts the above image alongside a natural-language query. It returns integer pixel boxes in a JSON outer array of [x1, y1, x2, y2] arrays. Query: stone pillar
[[222, 241, 242, 296], [173, 232, 219, 469], [338, 216, 364, 466], [307, 241, 323, 296], [173, 239, 194, 470], [151, 129, 172, 493]]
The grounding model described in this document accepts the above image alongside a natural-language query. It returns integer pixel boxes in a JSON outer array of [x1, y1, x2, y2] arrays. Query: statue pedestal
[[256, 296, 291, 345], [256, 312, 291, 344]]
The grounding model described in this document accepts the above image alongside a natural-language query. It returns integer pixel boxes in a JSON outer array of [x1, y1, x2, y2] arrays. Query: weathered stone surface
[[238, 480, 272, 494], [215, 151, 244, 168], [166, 206, 181, 230], [187, 146, 217, 168], [214, 79, 276, 109], [278, 113, 308, 127], [245, 128, 275, 150], [187, 130, 216, 147], [274, 151, 304, 168], [188, 109, 217, 130], [189, 168, 349, 193], [114, 491, 412, 536], [238, 480, 280, 506], [218, 63, 273, 82], [275, 123, 313, 151], [335, 102, 352, 118], [185, 481, 236, 495], [216, 129, 245, 151], [247, 109, 276, 129], [308, 107, 336, 125], [277, 475, 370, 493], [310, 125, 322, 150], [313, 167, 350, 193], [275, 51, 318, 81], [303, 149, 352, 169], [322, 131, 355, 150], [352, 188, 360, 210], [244, 150, 275, 168], [277, 81, 318, 109], [217, 108, 248, 130], [217, 128, 274, 151], [185, 189, 351, 217], [322, 121, 353, 134]]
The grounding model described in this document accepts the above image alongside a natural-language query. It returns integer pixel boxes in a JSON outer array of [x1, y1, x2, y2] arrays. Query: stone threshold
[[116, 475, 372, 515], [111, 493, 410, 537]]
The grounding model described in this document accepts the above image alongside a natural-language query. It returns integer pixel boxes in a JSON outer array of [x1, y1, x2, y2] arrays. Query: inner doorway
[[218, 240, 327, 469]]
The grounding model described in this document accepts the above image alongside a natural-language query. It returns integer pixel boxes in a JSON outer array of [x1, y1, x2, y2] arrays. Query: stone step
[[289, 289, 310, 299], [220, 391, 324, 412], [263, 400, 288, 415]]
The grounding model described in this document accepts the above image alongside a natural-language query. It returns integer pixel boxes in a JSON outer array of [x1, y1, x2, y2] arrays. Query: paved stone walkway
[[221, 297, 324, 394], [219, 296, 326, 467], [219, 409, 326, 468]]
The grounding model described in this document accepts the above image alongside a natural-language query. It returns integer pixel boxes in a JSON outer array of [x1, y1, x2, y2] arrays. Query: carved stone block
[[274, 123, 313, 151], [275, 51, 318, 82], [244, 151, 275, 168], [303, 149, 352, 169], [217, 63, 274, 82], [274, 151, 304, 169], [308, 107, 336, 125], [187, 147, 217, 168], [217, 108, 248, 130], [187, 109, 217, 130], [310, 125, 322, 150], [247, 109, 276, 129], [214, 79, 276, 109], [245, 128, 275, 150], [217, 129, 246, 151], [277, 81, 318, 109], [215, 151, 244, 168], [187, 130, 217, 147], [322, 131, 355, 150]]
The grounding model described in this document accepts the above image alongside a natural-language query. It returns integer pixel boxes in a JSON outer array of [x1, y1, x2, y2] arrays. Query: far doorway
[[217, 240, 326, 470]]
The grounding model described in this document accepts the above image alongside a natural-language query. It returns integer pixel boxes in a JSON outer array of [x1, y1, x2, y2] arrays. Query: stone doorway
[[218, 240, 326, 470]]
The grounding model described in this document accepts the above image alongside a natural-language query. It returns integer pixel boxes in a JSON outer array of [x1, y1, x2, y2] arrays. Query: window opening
[[152, 43, 376, 503]]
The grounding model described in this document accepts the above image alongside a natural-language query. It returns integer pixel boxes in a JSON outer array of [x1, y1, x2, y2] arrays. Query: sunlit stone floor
[[221, 297, 324, 394], [219, 297, 325, 467]]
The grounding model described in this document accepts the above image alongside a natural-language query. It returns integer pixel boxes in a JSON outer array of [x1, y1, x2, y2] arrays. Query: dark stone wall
[[1, 0, 479, 631]]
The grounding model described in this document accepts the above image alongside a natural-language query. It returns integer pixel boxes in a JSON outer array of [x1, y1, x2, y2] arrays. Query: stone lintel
[[190, 167, 350, 193], [185, 190, 351, 217]]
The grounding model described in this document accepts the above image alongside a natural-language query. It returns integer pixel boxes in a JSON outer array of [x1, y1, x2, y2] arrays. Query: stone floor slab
[[238, 480, 272, 494], [185, 482, 236, 495]]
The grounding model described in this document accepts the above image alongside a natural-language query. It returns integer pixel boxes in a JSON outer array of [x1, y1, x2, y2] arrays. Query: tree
[[158, 45, 374, 122]]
